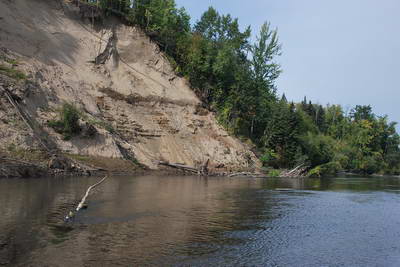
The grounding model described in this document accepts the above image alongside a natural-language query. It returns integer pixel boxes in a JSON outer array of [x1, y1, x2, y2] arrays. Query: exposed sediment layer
[[0, 0, 260, 176]]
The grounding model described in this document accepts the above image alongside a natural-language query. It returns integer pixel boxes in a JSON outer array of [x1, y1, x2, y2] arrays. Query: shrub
[[267, 169, 281, 177], [48, 103, 81, 140], [300, 132, 335, 167], [308, 161, 342, 177], [355, 154, 382, 175], [260, 149, 278, 167]]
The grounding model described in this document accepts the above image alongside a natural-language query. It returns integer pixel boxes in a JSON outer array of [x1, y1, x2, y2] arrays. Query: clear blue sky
[[175, 0, 400, 123]]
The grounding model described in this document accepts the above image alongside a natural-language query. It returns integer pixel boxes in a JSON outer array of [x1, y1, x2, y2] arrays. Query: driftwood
[[159, 159, 210, 176], [137, 133, 162, 138], [158, 161, 198, 174], [280, 164, 308, 177], [158, 160, 264, 177], [1, 86, 106, 174], [65, 175, 108, 221], [95, 32, 117, 65], [199, 159, 209, 176], [228, 172, 260, 178], [1, 86, 53, 153]]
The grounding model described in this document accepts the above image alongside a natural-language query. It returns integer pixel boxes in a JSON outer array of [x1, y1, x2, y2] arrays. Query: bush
[[300, 132, 335, 167], [260, 149, 278, 167], [355, 154, 382, 175], [308, 161, 342, 177], [48, 103, 81, 140], [267, 169, 281, 177]]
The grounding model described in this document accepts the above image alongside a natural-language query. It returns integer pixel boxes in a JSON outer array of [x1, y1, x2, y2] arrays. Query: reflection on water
[[1, 175, 400, 266]]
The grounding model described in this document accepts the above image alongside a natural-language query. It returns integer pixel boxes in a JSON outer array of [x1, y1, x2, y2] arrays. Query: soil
[[0, 0, 261, 178]]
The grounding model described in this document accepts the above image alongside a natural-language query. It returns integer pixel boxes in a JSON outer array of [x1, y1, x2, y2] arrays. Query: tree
[[87, 1, 400, 175], [350, 105, 374, 122], [251, 22, 281, 98]]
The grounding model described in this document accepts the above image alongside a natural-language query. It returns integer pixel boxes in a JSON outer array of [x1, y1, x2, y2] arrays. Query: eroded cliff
[[0, 0, 260, 176]]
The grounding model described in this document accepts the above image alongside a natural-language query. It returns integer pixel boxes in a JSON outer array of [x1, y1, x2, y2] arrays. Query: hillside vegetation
[[84, 0, 400, 176], [0, 0, 264, 176]]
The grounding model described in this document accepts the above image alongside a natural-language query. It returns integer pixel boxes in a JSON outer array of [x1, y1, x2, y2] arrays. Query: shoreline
[[2, 156, 398, 179]]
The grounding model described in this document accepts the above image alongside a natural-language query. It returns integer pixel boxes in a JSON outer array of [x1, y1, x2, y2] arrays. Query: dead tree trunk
[[65, 176, 108, 221], [158, 161, 198, 174], [199, 159, 209, 176]]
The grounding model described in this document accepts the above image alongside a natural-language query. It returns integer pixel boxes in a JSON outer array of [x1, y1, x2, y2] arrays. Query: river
[[1, 175, 400, 266]]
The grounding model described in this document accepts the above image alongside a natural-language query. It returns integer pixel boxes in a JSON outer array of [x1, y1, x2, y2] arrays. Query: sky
[[175, 0, 400, 123]]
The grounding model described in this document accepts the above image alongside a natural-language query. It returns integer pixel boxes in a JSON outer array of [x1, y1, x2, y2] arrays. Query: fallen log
[[136, 133, 162, 138], [65, 175, 108, 221], [286, 164, 304, 175], [228, 172, 263, 178], [1, 86, 53, 153], [280, 164, 308, 177], [157, 161, 263, 177], [157, 161, 198, 173]]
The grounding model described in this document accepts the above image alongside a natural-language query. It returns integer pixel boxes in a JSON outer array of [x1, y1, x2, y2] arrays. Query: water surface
[[1, 175, 400, 266]]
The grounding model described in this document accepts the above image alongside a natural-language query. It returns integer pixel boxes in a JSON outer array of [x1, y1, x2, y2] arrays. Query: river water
[[1, 175, 400, 266]]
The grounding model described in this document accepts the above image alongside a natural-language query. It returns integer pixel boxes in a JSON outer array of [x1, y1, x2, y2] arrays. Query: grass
[[267, 169, 281, 177], [5, 58, 18, 65], [0, 55, 19, 65], [0, 64, 26, 80], [4, 143, 48, 164]]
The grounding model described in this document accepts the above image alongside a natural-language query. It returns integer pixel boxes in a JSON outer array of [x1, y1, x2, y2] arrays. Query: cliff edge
[[0, 0, 260, 176]]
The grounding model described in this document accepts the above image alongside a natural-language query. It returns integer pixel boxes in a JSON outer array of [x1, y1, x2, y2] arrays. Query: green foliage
[[2, 57, 18, 65], [48, 103, 81, 140], [308, 162, 342, 178], [80, 0, 400, 176], [260, 149, 278, 166], [0, 64, 26, 80], [5, 143, 47, 163], [266, 169, 281, 177], [350, 105, 374, 122], [299, 132, 335, 167], [262, 100, 300, 167]]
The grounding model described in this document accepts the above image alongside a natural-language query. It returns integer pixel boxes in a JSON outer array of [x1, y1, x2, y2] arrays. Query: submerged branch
[[65, 175, 108, 221]]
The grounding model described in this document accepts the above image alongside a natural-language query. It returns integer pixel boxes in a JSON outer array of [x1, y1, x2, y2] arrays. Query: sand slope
[[0, 0, 260, 171]]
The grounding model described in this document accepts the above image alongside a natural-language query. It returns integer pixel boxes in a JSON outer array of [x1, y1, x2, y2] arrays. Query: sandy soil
[[0, 0, 260, 173]]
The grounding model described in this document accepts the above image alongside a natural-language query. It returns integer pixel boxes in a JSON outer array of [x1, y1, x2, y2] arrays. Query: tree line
[[83, 0, 400, 176]]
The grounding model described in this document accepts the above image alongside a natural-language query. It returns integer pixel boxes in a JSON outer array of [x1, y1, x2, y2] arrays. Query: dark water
[[1, 175, 400, 266]]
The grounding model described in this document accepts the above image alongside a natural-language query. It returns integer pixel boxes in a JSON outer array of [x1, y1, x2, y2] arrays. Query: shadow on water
[[0, 176, 101, 265]]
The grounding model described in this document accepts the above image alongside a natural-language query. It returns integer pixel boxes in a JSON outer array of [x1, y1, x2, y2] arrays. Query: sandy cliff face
[[0, 0, 260, 171]]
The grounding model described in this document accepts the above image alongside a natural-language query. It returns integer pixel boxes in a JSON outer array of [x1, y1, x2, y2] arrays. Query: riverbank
[[0, 152, 245, 178], [0, 151, 145, 178], [0, 0, 261, 176]]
